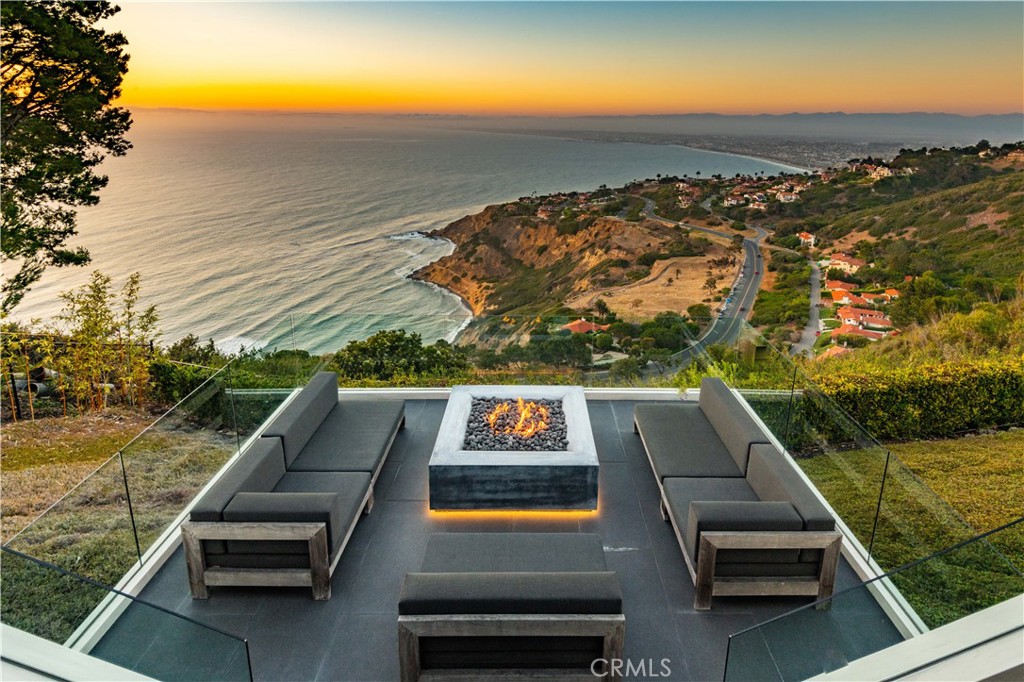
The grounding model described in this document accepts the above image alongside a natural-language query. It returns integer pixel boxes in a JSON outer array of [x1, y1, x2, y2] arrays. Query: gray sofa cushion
[[222, 472, 371, 557], [223, 492, 343, 548], [746, 445, 834, 532], [420, 533, 607, 574], [698, 377, 772, 474], [685, 501, 804, 566], [190, 438, 286, 522], [746, 444, 835, 562], [398, 572, 623, 615], [288, 400, 404, 473], [634, 403, 744, 479], [262, 372, 340, 466], [663, 477, 801, 565]]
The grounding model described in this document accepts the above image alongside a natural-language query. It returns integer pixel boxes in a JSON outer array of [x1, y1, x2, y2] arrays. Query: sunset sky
[[108, 2, 1023, 116]]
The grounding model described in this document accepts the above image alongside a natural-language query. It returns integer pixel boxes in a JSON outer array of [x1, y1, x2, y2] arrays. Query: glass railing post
[[117, 450, 143, 565], [868, 450, 892, 561]]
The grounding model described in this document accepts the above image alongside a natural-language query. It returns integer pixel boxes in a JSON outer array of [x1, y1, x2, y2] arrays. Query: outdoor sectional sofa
[[181, 372, 404, 600], [634, 377, 841, 610], [398, 533, 625, 681]]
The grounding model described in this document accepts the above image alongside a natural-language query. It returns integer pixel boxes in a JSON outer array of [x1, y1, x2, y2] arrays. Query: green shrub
[[816, 360, 1024, 440]]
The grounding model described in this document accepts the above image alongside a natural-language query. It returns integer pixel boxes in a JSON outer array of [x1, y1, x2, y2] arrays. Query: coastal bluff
[[411, 201, 724, 318]]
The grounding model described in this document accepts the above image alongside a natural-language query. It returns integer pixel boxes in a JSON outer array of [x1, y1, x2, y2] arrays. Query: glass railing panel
[[724, 518, 1024, 681], [120, 353, 326, 560], [1, 548, 251, 681], [118, 367, 243, 559], [785, 379, 891, 563], [4, 453, 139, 585]]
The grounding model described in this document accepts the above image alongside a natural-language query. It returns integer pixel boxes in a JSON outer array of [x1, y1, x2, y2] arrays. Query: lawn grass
[[888, 430, 1024, 533], [796, 429, 1024, 627], [1, 409, 154, 471]]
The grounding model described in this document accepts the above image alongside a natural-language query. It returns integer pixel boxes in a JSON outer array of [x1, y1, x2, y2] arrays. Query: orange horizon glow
[[105, 3, 1024, 118]]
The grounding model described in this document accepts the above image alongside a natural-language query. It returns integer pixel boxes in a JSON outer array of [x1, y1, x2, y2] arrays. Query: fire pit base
[[429, 386, 598, 511]]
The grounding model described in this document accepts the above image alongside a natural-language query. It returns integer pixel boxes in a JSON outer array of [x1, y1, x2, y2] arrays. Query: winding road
[[637, 198, 766, 363]]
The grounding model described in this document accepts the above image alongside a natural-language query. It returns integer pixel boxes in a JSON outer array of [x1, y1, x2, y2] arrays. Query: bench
[[634, 378, 841, 609], [398, 533, 625, 681], [181, 372, 404, 600]]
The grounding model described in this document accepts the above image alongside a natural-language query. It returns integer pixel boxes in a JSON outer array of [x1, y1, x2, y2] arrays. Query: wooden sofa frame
[[397, 613, 626, 682], [659, 498, 841, 610], [181, 485, 373, 601]]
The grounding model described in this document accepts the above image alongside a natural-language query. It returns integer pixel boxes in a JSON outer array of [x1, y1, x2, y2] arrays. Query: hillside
[[821, 171, 1024, 286], [412, 203, 726, 318]]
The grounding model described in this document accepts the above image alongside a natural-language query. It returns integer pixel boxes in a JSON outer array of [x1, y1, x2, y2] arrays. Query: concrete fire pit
[[429, 386, 598, 510]]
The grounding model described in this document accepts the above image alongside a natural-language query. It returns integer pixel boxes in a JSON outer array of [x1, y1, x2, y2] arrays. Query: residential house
[[828, 253, 867, 274], [778, 192, 800, 203], [834, 324, 885, 341], [798, 231, 816, 247], [817, 345, 853, 360], [826, 280, 857, 291], [885, 288, 901, 299], [561, 318, 611, 334]]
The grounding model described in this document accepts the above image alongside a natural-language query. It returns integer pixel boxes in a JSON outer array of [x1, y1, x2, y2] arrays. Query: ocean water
[[14, 111, 800, 354]]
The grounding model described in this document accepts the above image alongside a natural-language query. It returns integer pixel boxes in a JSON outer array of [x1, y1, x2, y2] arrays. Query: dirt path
[[567, 248, 740, 321]]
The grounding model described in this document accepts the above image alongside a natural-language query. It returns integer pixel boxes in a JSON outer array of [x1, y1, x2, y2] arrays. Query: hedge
[[815, 360, 1024, 441]]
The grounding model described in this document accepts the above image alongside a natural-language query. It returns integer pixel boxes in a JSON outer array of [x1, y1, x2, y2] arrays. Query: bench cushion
[[686, 500, 804, 567], [698, 378, 772, 474], [634, 403, 744, 479], [663, 477, 756, 558], [262, 372, 340, 466], [221, 472, 370, 560], [398, 572, 622, 615], [420, 533, 607, 573], [287, 400, 404, 473], [746, 445, 834, 532], [190, 438, 286, 522], [747, 444, 835, 562]]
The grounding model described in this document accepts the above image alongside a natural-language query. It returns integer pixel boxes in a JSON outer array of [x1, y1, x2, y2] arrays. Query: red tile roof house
[[861, 293, 889, 305], [798, 231, 815, 247], [833, 324, 886, 341], [885, 288, 901, 299], [817, 345, 853, 360], [830, 291, 853, 305], [561, 319, 611, 334], [828, 253, 867, 274], [825, 280, 857, 291]]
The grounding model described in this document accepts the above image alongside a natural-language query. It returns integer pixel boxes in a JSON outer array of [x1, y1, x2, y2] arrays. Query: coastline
[[391, 230, 476, 342], [456, 126, 817, 173], [670, 143, 812, 174]]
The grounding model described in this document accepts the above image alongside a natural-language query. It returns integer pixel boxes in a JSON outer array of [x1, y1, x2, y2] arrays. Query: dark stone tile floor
[[92, 400, 902, 681]]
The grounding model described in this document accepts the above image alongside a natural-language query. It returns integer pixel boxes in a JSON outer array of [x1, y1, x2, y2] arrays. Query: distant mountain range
[[421, 112, 1024, 146]]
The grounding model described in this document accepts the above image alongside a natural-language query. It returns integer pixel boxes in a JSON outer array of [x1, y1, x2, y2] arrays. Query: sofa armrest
[[223, 492, 343, 550], [685, 501, 804, 560]]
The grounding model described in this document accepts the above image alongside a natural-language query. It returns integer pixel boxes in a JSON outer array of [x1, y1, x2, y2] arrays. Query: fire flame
[[486, 397, 550, 438]]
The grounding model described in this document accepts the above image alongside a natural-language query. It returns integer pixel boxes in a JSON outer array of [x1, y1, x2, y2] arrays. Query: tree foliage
[[329, 330, 469, 381], [1, 1, 132, 313]]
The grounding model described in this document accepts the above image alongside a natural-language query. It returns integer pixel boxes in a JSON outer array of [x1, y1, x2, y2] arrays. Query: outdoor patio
[[91, 399, 902, 681]]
